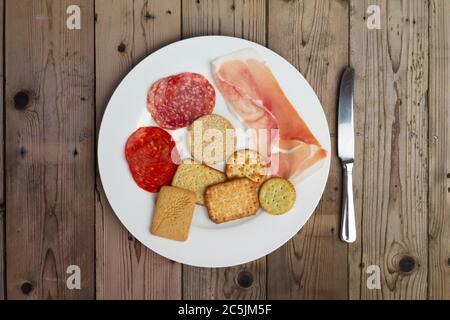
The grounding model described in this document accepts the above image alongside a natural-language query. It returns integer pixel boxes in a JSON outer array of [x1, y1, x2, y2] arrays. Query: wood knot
[[118, 43, 126, 53], [237, 271, 253, 288], [399, 256, 416, 273], [14, 91, 30, 110], [21, 281, 33, 295]]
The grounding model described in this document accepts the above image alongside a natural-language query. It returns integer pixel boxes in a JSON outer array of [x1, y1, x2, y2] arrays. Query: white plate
[[98, 36, 331, 268]]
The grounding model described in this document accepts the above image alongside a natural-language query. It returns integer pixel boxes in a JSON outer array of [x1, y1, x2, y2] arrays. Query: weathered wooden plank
[[428, 0, 450, 300], [95, 0, 182, 300], [267, 0, 349, 300], [181, 0, 267, 300], [0, 0, 4, 301], [350, 0, 429, 299], [347, 0, 367, 300], [182, 0, 266, 41], [5, 0, 95, 299]]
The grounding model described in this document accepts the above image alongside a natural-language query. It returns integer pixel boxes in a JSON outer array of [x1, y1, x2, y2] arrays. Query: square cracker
[[151, 186, 196, 242], [205, 178, 260, 224], [172, 160, 226, 205]]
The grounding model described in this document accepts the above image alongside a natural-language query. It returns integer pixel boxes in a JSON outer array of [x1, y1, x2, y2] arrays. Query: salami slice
[[125, 127, 179, 193], [147, 73, 216, 130]]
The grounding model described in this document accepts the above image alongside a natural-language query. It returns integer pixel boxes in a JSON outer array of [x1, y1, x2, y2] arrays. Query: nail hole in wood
[[144, 12, 155, 21], [399, 256, 415, 273], [166, 10, 172, 15], [14, 91, 30, 110], [118, 43, 126, 53], [237, 271, 253, 288], [20, 147, 27, 158], [447, 173, 450, 179], [21, 281, 33, 295], [73, 148, 79, 157]]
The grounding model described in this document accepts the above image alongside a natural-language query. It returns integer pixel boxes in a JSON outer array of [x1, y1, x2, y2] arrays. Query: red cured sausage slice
[[125, 127, 179, 193], [147, 73, 216, 130], [147, 78, 170, 128]]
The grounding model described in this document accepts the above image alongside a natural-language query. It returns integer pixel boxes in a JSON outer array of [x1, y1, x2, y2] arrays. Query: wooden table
[[0, 0, 448, 300]]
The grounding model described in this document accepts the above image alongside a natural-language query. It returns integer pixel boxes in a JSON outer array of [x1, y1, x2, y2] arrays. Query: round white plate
[[98, 36, 331, 268]]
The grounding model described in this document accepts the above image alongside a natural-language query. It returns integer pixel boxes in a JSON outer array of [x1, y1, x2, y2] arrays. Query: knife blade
[[338, 67, 355, 162], [338, 67, 356, 243]]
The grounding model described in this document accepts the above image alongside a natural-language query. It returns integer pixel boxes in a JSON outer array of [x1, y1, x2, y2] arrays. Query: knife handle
[[340, 162, 356, 243]]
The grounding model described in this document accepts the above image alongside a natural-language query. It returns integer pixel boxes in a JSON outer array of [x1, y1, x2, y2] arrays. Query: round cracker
[[226, 149, 269, 186], [188, 114, 236, 165], [259, 178, 296, 215]]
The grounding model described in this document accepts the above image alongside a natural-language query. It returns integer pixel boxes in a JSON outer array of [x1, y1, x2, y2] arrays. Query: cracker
[[259, 178, 296, 215], [188, 114, 236, 165], [171, 159, 227, 205], [150, 186, 196, 242], [226, 149, 269, 186], [205, 178, 259, 224]]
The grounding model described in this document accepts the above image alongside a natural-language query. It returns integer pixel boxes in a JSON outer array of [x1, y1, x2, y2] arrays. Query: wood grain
[[182, 0, 266, 41], [350, 0, 429, 299], [5, 0, 95, 299], [267, 0, 349, 300], [181, 0, 267, 300], [428, 0, 450, 300], [95, 0, 182, 300], [0, 0, 4, 301]]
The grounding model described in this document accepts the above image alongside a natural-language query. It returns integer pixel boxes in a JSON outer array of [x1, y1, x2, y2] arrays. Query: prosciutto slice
[[212, 48, 327, 182]]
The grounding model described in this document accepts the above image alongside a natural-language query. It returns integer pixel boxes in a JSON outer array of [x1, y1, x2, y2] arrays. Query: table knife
[[338, 67, 356, 243]]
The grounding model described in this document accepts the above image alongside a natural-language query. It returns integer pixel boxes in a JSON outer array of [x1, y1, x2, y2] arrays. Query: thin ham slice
[[211, 48, 327, 182]]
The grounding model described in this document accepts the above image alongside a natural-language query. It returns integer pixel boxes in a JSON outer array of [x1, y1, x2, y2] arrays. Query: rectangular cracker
[[205, 178, 260, 224], [151, 186, 196, 242], [171, 160, 226, 205]]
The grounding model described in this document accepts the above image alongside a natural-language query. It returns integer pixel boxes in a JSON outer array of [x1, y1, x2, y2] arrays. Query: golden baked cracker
[[226, 149, 269, 186], [205, 178, 259, 224], [188, 114, 236, 165], [259, 178, 296, 215], [171, 159, 227, 205], [151, 186, 196, 242]]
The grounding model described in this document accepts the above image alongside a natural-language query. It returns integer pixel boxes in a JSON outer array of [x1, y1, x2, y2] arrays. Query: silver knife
[[338, 67, 356, 243]]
